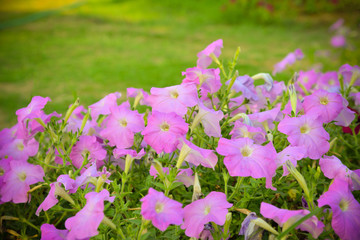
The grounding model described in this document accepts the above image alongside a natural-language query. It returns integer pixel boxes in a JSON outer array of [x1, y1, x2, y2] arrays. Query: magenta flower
[[320, 155, 360, 190], [230, 121, 266, 144], [147, 83, 198, 116], [65, 189, 115, 240], [216, 138, 277, 190], [36, 182, 62, 216], [70, 135, 107, 169], [317, 178, 360, 240], [303, 89, 343, 123], [334, 98, 355, 127], [276, 146, 306, 176], [0, 138, 39, 161], [88, 92, 121, 121], [182, 191, 232, 238], [142, 111, 188, 154], [0, 157, 11, 188], [16, 96, 51, 122], [317, 71, 340, 92], [178, 138, 218, 169], [248, 106, 282, 131], [296, 70, 319, 95], [100, 102, 144, 149], [1, 160, 44, 203], [273, 49, 303, 75], [260, 202, 324, 238], [140, 188, 184, 231], [192, 102, 224, 138], [278, 113, 330, 159], [331, 35, 346, 48], [197, 39, 223, 69], [182, 67, 221, 94], [40, 224, 68, 240]]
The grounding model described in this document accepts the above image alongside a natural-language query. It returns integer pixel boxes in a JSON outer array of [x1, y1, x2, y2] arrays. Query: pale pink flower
[[0, 138, 38, 161], [16, 96, 51, 122], [182, 191, 232, 238], [100, 102, 144, 149], [88, 92, 121, 120], [149, 166, 194, 187], [140, 188, 184, 231], [230, 121, 266, 144], [276, 146, 307, 176], [260, 202, 324, 238], [65, 189, 115, 240], [1, 160, 44, 203], [216, 138, 277, 190], [197, 39, 223, 69], [182, 67, 221, 94], [296, 70, 319, 95], [142, 111, 188, 154], [331, 35, 346, 48], [147, 83, 198, 116], [227, 75, 258, 101], [40, 224, 68, 240], [273, 49, 303, 75], [192, 102, 224, 137]]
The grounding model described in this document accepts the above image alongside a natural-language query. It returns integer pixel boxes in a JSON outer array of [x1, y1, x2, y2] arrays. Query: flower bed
[[0, 38, 359, 240]]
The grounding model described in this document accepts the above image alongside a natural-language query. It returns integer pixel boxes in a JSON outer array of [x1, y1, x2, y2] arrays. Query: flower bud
[[124, 154, 134, 175], [54, 183, 75, 205], [228, 113, 252, 125], [252, 218, 279, 235], [192, 172, 202, 202], [151, 160, 165, 179], [252, 73, 274, 91], [176, 143, 191, 169], [64, 98, 80, 124], [288, 84, 297, 116], [286, 160, 310, 199]]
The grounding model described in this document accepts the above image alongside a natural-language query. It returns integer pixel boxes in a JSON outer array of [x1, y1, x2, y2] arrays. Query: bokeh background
[[0, 0, 359, 128]]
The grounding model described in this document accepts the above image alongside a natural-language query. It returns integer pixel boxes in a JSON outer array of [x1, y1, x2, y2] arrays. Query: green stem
[[228, 177, 243, 201]]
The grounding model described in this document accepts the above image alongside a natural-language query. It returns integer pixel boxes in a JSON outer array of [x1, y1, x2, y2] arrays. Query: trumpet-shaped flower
[[191, 102, 224, 138], [100, 102, 144, 149], [16, 96, 51, 122], [149, 166, 194, 187], [1, 160, 44, 203], [182, 191, 232, 238], [197, 39, 223, 69], [276, 146, 306, 176], [216, 138, 277, 190], [227, 75, 258, 101], [40, 224, 69, 240], [296, 70, 319, 95], [273, 49, 303, 75], [147, 83, 198, 116], [177, 138, 218, 169], [278, 113, 330, 159], [230, 121, 266, 144], [0, 138, 39, 161], [317, 178, 360, 240], [260, 202, 324, 238], [70, 135, 107, 169], [142, 111, 188, 154], [88, 92, 121, 120], [65, 189, 115, 240], [339, 64, 360, 87], [320, 155, 360, 190], [303, 89, 343, 123], [140, 188, 184, 231], [182, 67, 221, 94]]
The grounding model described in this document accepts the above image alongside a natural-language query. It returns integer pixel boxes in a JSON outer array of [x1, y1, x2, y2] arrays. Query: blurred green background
[[0, 0, 359, 128]]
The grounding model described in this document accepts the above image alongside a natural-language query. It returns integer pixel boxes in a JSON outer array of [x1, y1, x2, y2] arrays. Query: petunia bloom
[[88, 92, 121, 121], [40, 224, 69, 240], [260, 202, 324, 238], [197, 39, 223, 69], [278, 113, 330, 159], [149, 166, 194, 187], [70, 135, 107, 169], [317, 178, 360, 240], [182, 191, 232, 238], [147, 83, 198, 116], [100, 102, 144, 149], [1, 160, 44, 203], [0, 138, 39, 161], [276, 146, 306, 176], [142, 111, 188, 154], [182, 67, 221, 94], [140, 188, 184, 231], [65, 189, 115, 240], [191, 102, 224, 138], [273, 49, 303, 75], [216, 138, 277, 190]]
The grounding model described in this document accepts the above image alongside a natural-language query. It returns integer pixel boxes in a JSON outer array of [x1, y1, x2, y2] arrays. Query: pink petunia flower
[[319, 155, 360, 191], [140, 188, 184, 231], [260, 202, 324, 238], [0, 157, 11, 188], [126, 88, 150, 106], [1, 160, 44, 203], [40, 224, 69, 240], [65, 189, 115, 240], [70, 135, 107, 169], [230, 121, 266, 144], [177, 138, 218, 169], [317, 71, 340, 92], [277, 113, 330, 159], [191, 102, 224, 138], [317, 178, 360, 240], [197, 39, 223, 69], [276, 146, 307, 176], [303, 89, 343, 123], [142, 111, 188, 154], [0, 138, 39, 161], [147, 83, 198, 116], [339, 64, 360, 87], [331, 35, 346, 48], [273, 49, 303, 75], [88, 92, 121, 121], [182, 191, 232, 238], [182, 67, 221, 94], [296, 70, 319, 95], [216, 138, 277, 190], [16, 96, 51, 122], [227, 75, 258, 101], [100, 102, 144, 149]]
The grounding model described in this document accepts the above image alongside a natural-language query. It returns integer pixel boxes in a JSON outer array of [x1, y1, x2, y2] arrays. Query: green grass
[[0, 0, 357, 128]]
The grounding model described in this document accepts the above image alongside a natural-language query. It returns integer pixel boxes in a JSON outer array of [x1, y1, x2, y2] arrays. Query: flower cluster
[[0, 35, 359, 240]]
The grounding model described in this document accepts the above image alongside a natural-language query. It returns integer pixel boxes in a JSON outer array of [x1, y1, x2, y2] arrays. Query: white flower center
[[160, 122, 170, 132], [170, 90, 179, 99], [204, 205, 211, 215], [300, 124, 310, 134], [241, 146, 253, 157], [119, 119, 128, 127]]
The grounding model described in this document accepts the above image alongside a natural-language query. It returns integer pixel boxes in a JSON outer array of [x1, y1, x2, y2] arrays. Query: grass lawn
[[0, 0, 357, 128]]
